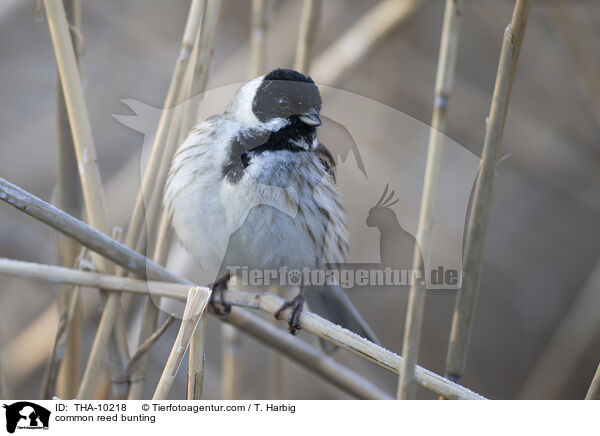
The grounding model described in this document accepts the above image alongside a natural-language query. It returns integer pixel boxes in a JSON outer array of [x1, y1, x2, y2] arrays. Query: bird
[[164, 68, 379, 344]]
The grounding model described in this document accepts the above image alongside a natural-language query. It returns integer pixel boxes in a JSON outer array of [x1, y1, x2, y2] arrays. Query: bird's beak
[[299, 108, 322, 126]]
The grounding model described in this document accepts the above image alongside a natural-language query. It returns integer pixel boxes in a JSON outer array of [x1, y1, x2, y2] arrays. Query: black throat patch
[[222, 121, 315, 184]]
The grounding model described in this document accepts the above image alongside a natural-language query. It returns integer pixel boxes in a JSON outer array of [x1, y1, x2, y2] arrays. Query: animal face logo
[[2, 402, 50, 433]]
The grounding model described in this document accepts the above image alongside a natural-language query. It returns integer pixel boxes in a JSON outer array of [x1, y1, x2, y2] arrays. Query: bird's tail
[[304, 284, 380, 351]]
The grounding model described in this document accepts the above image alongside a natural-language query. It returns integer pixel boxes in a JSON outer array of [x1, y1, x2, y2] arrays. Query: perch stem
[[0, 254, 483, 401]]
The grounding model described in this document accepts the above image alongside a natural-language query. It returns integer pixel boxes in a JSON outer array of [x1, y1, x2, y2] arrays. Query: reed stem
[[50, 0, 83, 400], [444, 0, 532, 383], [311, 0, 424, 85], [397, 0, 464, 400], [43, 0, 131, 399], [294, 0, 321, 74]]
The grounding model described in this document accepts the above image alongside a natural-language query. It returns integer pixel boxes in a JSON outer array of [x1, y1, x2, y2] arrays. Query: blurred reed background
[[0, 0, 599, 400]]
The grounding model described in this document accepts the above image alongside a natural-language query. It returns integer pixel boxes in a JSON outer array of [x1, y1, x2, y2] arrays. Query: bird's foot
[[274, 289, 305, 335], [209, 273, 231, 318]]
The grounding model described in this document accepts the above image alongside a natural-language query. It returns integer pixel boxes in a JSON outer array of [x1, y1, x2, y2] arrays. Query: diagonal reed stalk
[[586, 361, 600, 400], [310, 0, 425, 85], [0, 178, 484, 400], [41, 284, 81, 399], [444, 0, 532, 384], [153, 287, 211, 400], [127, 315, 176, 375], [179, 0, 222, 142], [397, 0, 464, 400], [43, 0, 131, 400], [294, 0, 321, 74]]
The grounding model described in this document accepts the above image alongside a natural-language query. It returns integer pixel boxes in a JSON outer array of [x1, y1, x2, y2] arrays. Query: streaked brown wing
[[315, 142, 336, 183]]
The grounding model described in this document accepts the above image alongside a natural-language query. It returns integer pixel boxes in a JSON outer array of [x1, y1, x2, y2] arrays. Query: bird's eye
[[277, 96, 290, 108]]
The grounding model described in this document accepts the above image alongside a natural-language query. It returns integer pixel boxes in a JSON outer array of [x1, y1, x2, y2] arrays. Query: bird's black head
[[252, 68, 322, 127]]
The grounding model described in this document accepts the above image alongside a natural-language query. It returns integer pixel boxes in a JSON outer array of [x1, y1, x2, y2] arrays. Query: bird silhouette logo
[[366, 184, 423, 280]]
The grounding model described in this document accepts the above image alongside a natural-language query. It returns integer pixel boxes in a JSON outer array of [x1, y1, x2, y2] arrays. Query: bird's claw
[[209, 273, 232, 318], [274, 292, 305, 335]]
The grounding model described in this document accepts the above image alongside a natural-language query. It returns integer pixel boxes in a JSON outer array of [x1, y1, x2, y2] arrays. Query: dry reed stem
[[124, 0, 205, 397], [0, 256, 480, 400], [310, 0, 424, 85], [43, 0, 132, 399], [518, 262, 600, 399], [42, 0, 109, 258], [0, 259, 390, 400], [127, 315, 176, 375], [126, 298, 161, 400], [123, 0, 204, 254], [140, 0, 221, 247], [585, 361, 600, 400], [221, 323, 243, 400], [129, 0, 221, 399], [179, 0, 221, 139], [52, 0, 82, 399], [249, 0, 270, 78], [267, 284, 286, 400], [153, 287, 211, 400], [397, 0, 463, 400], [0, 180, 484, 399], [444, 0, 532, 383], [41, 285, 81, 400], [188, 315, 207, 399], [127, 103, 187, 400], [293, 0, 321, 74], [221, 302, 393, 400], [126, 210, 175, 399], [223, 290, 483, 400], [0, 178, 179, 282]]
